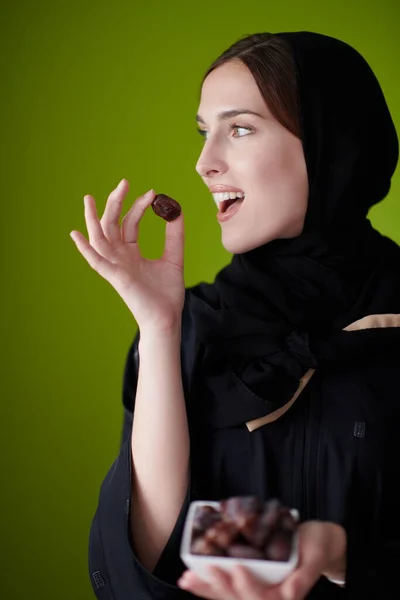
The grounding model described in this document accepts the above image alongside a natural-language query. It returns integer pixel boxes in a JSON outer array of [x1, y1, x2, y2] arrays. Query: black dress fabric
[[88, 31, 400, 600], [89, 317, 400, 600]]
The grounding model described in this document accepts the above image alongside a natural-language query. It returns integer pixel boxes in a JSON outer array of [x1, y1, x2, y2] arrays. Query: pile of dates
[[190, 496, 298, 561]]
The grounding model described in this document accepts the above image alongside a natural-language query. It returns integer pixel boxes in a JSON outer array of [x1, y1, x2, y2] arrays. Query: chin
[[221, 233, 274, 254], [221, 221, 305, 254]]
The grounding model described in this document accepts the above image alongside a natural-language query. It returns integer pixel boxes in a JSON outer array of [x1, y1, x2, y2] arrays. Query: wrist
[[139, 322, 182, 344]]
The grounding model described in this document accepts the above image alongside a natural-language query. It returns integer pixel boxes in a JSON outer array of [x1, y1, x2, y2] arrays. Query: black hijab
[[188, 32, 400, 428]]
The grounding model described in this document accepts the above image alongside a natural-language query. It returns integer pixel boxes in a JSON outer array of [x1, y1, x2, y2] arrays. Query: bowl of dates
[[180, 496, 299, 584]]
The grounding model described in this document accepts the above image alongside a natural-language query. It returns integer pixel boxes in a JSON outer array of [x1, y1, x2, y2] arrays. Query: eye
[[197, 128, 207, 140], [196, 124, 254, 141], [228, 124, 254, 137]]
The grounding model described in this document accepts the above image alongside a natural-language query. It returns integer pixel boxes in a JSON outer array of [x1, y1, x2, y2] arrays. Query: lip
[[216, 198, 244, 222], [208, 184, 245, 194]]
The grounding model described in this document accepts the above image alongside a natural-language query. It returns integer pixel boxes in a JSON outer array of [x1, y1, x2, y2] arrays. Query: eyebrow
[[195, 108, 265, 124]]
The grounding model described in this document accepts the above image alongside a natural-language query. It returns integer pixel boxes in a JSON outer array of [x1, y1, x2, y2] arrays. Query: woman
[[71, 32, 400, 599]]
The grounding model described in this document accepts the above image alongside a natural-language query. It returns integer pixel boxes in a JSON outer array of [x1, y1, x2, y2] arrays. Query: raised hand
[[70, 179, 185, 333]]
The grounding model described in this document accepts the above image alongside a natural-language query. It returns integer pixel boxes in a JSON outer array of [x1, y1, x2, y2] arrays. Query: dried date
[[264, 531, 292, 561], [204, 520, 238, 549], [192, 505, 221, 537], [151, 193, 181, 222], [191, 537, 225, 556]]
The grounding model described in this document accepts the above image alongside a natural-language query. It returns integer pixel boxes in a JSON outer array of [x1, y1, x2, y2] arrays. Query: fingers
[[121, 188, 156, 244], [70, 230, 114, 281], [231, 566, 278, 600], [177, 565, 308, 600], [83, 195, 111, 256], [178, 571, 218, 599], [178, 568, 240, 600], [279, 568, 313, 600], [278, 522, 326, 600], [206, 567, 241, 600], [163, 212, 185, 269], [100, 179, 130, 243]]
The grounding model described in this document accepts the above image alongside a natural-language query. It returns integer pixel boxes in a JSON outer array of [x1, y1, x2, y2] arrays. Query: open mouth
[[219, 196, 245, 213]]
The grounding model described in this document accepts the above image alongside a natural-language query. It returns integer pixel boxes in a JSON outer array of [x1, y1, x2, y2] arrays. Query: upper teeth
[[212, 191, 245, 207]]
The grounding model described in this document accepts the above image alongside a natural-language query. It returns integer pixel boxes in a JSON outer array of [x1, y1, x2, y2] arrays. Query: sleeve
[[88, 330, 195, 600]]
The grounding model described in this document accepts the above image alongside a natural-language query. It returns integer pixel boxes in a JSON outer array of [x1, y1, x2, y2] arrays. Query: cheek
[[255, 140, 307, 193], [234, 150, 275, 189]]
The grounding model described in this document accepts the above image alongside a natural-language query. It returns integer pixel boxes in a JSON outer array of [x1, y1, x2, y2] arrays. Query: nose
[[195, 141, 227, 179]]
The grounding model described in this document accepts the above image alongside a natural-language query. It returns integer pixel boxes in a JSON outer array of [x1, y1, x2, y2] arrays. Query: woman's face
[[195, 59, 309, 254]]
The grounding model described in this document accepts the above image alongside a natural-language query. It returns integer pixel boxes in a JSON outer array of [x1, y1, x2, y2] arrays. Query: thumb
[[163, 211, 185, 268], [280, 566, 319, 600]]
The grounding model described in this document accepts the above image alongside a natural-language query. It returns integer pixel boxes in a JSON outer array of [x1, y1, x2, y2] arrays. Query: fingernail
[[117, 179, 126, 189], [144, 189, 154, 199]]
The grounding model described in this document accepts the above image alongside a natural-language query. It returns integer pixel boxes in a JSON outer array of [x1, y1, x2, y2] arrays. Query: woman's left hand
[[177, 520, 346, 600]]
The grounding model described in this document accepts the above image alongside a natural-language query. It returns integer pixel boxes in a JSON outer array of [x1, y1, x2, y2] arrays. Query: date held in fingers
[[151, 194, 182, 222]]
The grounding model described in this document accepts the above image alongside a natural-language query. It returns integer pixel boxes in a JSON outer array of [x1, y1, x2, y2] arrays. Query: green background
[[1, 0, 399, 598]]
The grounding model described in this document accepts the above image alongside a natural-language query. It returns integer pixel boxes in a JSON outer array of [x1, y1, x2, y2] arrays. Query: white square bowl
[[180, 500, 299, 585]]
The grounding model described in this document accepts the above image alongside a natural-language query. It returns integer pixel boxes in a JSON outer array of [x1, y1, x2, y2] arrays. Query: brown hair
[[201, 33, 302, 139]]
